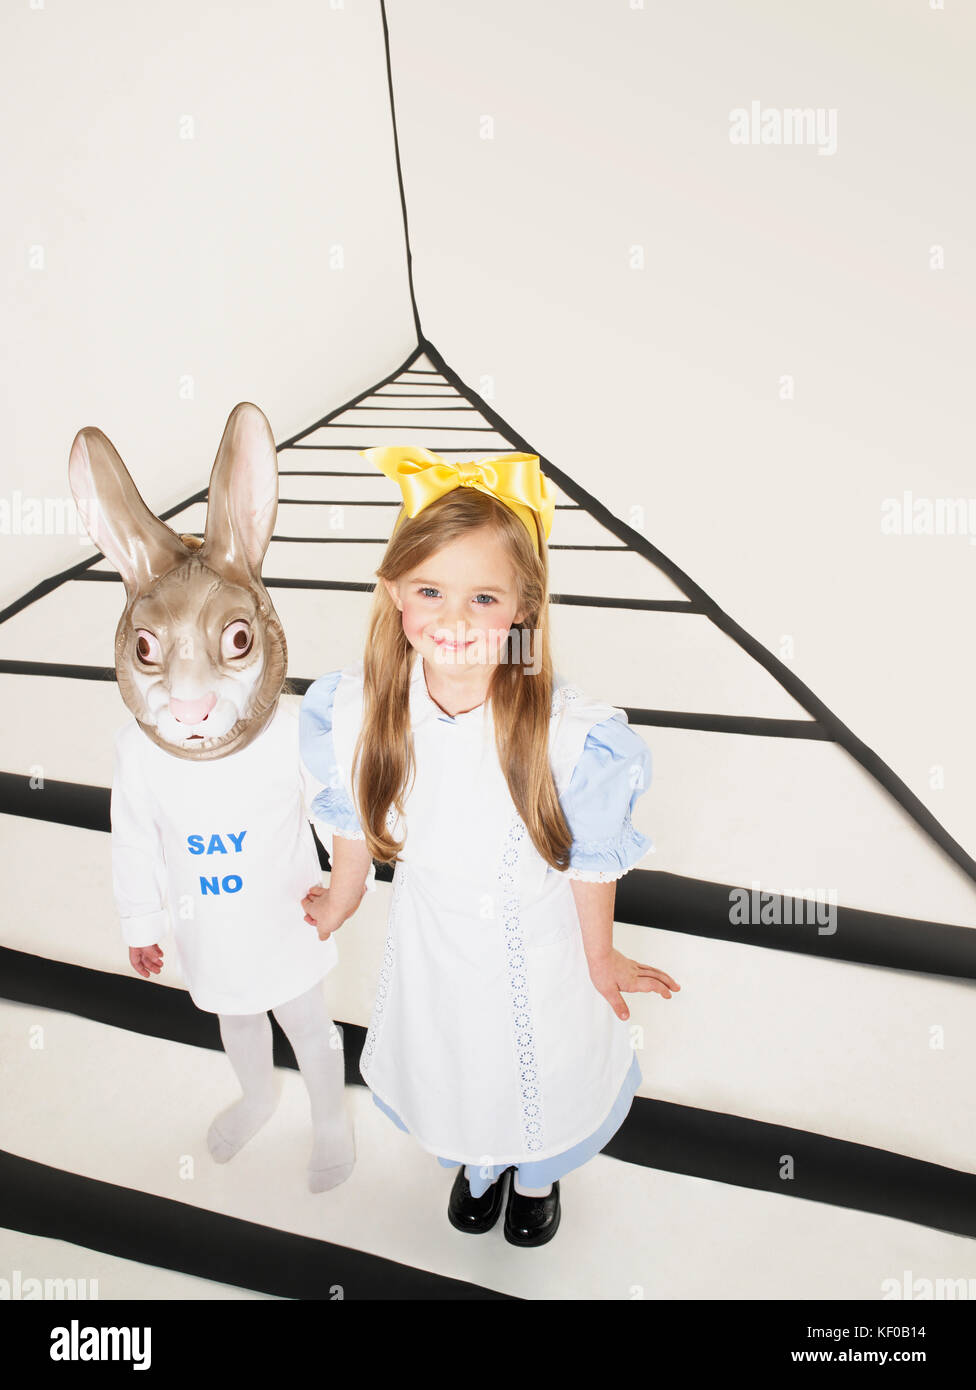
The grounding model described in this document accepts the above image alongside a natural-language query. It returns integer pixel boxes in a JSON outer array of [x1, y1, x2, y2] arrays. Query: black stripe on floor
[[64, 572, 701, 611], [1, 774, 972, 976], [145, 531, 632, 551], [0, 664, 827, 738], [0, 1148, 512, 1301], [620, 708, 829, 738], [2, 948, 975, 1243]]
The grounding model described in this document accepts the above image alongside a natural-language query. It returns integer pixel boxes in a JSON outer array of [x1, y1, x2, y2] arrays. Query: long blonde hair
[[351, 486, 573, 871]]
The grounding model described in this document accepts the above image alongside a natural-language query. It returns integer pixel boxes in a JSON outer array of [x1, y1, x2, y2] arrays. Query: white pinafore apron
[[330, 652, 637, 1169]]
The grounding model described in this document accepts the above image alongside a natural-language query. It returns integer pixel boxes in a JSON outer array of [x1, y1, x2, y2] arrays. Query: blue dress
[[301, 660, 653, 1197]]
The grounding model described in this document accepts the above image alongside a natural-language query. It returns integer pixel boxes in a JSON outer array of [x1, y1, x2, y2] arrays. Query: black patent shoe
[[504, 1178, 561, 1247], [447, 1165, 511, 1234]]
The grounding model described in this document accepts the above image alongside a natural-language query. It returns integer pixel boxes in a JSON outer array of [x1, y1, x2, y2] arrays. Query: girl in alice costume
[[299, 446, 679, 1246]]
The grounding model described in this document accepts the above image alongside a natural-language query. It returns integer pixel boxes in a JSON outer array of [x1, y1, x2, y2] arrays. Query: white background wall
[[0, 0, 416, 589], [2, 0, 973, 881], [389, 0, 974, 866]]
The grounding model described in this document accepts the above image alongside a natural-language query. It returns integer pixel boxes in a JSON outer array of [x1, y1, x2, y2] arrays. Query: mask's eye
[[221, 620, 253, 660], [135, 630, 161, 664]]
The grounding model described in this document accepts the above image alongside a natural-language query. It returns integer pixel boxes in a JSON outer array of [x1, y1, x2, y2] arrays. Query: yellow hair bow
[[361, 446, 556, 555]]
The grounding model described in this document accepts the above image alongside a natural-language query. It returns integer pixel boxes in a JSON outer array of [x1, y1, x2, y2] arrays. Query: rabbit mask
[[68, 401, 287, 761]]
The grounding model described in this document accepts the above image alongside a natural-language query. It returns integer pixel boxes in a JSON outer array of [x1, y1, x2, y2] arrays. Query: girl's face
[[383, 526, 526, 670]]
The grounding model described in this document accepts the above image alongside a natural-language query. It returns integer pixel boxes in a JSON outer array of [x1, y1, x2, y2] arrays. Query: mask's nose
[[170, 694, 217, 725]]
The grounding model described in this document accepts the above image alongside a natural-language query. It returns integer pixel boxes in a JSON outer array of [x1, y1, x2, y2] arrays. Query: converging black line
[[277, 346, 426, 449], [65, 573, 698, 610], [65, 572, 701, 614], [162, 532, 633, 550], [283, 444, 512, 452], [271, 498, 582, 508], [0, 490, 209, 629], [620, 708, 827, 739], [380, 0, 423, 343], [415, 336, 976, 887], [0, 661, 825, 741], [0, 348, 437, 627], [316, 423, 501, 432]]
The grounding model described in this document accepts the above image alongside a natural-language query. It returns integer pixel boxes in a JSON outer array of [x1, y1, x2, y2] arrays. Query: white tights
[[208, 981, 355, 1192], [464, 1166, 552, 1198]]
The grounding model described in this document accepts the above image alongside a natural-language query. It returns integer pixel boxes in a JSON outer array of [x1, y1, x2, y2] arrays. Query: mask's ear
[[199, 402, 278, 589], [68, 427, 187, 599]]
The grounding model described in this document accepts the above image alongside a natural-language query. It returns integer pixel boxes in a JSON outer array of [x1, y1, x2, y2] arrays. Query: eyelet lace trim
[[360, 850, 404, 1082], [551, 684, 581, 717], [564, 817, 654, 881], [499, 814, 545, 1154], [565, 866, 629, 882]]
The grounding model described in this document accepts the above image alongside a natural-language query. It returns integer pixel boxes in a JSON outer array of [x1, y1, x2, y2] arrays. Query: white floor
[[2, 355, 974, 1299], [2, 999, 975, 1300], [3, 809, 975, 1175]]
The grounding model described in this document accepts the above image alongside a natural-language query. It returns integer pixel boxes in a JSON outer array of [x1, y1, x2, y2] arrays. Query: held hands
[[587, 949, 680, 1022], [302, 875, 371, 939], [129, 944, 164, 979], [302, 883, 345, 941]]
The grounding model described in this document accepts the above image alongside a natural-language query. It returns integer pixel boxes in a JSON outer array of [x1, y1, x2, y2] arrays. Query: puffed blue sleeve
[[559, 715, 653, 881], [299, 670, 366, 841]]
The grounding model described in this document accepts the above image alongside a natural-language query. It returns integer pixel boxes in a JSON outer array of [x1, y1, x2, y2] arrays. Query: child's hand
[[129, 944, 164, 979], [587, 949, 680, 1022], [302, 884, 345, 941]]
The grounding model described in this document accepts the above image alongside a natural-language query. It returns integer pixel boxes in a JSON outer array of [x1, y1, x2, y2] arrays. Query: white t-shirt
[[109, 700, 370, 1015]]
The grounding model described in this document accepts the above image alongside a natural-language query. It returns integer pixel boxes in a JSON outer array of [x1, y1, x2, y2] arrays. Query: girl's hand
[[587, 949, 680, 1022], [302, 884, 344, 941], [129, 944, 164, 979]]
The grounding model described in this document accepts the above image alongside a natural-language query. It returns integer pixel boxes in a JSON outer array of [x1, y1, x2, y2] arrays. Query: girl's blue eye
[[416, 587, 496, 604]]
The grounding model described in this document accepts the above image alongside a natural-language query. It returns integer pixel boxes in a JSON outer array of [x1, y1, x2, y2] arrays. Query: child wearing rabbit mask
[[68, 402, 360, 1192]]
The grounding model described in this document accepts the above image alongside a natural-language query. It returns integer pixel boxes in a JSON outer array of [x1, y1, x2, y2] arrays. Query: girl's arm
[[571, 878, 679, 1020], [328, 833, 374, 921], [302, 833, 373, 938], [571, 878, 617, 971]]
